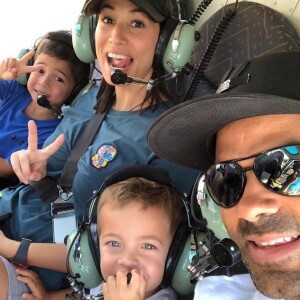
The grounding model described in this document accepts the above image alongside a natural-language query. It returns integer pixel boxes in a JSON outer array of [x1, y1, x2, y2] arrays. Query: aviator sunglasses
[[205, 145, 300, 208]]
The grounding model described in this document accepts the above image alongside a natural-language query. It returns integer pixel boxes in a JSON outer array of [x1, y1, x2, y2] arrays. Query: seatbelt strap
[[29, 176, 59, 204], [59, 111, 106, 190], [29, 111, 106, 203]]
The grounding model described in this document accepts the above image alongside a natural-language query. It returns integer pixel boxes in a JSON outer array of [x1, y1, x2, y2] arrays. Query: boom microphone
[[187, 238, 241, 282], [111, 69, 182, 90], [111, 69, 151, 89], [37, 95, 64, 119]]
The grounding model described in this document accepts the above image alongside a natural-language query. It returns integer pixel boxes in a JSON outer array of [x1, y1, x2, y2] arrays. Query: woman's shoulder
[[138, 99, 178, 117], [156, 99, 178, 111], [70, 84, 99, 112]]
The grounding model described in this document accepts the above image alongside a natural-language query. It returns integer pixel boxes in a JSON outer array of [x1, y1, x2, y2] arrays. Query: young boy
[[8, 166, 185, 300], [0, 30, 90, 188]]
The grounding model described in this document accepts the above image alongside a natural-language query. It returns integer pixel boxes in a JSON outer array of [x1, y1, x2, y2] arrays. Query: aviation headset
[[17, 30, 90, 105], [72, 0, 197, 73], [188, 173, 247, 282], [191, 172, 230, 240], [66, 164, 206, 296]]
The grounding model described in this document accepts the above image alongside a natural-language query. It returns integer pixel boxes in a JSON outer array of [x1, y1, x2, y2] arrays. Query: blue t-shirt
[[0, 80, 60, 164], [45, 94, 198, 221], [1, 85, 199, 289]]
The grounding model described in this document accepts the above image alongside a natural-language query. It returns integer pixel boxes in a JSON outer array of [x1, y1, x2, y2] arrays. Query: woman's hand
[[10, 120, 65, 184], [0, 50, 43, 81], [103, 269, 146, 300]]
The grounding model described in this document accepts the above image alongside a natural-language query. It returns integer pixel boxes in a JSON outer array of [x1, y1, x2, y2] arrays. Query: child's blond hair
[[97, 177, 184, 236]]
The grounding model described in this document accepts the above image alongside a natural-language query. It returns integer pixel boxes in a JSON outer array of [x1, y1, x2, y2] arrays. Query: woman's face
[[95, 0, 160, 85]]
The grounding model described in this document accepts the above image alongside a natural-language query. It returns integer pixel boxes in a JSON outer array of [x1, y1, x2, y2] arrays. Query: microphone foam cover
[[111, 70, 127, 84]]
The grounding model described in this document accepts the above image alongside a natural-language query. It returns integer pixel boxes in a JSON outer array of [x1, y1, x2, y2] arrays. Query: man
[[147, 50, 300, 300]]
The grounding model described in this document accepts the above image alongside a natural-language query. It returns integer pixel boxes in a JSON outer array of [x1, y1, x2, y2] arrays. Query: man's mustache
[[238, 213, 300, 237]]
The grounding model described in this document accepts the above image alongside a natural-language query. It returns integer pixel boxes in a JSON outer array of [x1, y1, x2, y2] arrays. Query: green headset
[[16, 30, 91, 105], [191, 172, 230, 241], [187, 173, 246, 282], [72, 10, 197, 73], [66, 165, 208, 296]]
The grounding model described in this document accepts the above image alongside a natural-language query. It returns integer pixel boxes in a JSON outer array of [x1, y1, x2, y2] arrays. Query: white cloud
[[0, 0, 84, 58]]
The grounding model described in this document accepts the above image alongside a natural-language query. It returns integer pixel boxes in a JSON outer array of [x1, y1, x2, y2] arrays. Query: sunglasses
[[205, 145, 300, 208]]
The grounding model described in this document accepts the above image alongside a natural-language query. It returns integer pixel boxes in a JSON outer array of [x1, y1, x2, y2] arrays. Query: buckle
[[51, 186, 74, 217], [58, 185, 73, 202]]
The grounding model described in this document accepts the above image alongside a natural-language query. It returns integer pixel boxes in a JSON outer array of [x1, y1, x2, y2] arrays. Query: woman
[[0, 0, 198, 298]]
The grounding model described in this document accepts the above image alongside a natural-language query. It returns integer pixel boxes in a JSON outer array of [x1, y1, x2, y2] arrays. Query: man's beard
[[234, 213, 300, 299], [242, 253, 300, 299]]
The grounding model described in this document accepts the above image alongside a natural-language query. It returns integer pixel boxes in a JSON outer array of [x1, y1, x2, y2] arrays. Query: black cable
[[93, 65, 102, 76], [188, 0, 214, 25], [183, 8, 236, 102]]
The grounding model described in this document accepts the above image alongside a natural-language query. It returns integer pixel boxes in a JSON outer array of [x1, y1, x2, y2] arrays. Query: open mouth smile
[[247, 234, 300, 263], [108, 52, 133, 69], [254, 235, 298, 248]]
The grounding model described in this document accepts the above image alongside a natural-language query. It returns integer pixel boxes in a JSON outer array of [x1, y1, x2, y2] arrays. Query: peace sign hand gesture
[[0, 50, 44, 81], [11, 120, 65, 184]]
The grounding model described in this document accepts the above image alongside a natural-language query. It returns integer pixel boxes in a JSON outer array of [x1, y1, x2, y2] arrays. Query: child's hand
[[0, 50, 43, 80], [16, 268, 50, 300], [103, 269, 146, 300], [10, 120, 64, 184]]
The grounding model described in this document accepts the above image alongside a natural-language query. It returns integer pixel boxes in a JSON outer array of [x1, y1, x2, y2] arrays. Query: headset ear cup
[[66, 228, 102, 289], [153, 17, 179, 71], [72, 13, 97, 63], [162, 23, 196, 73], [16, 49, 33, 85], [171, 231, 210, 296], [88, 222, 101, 275], [171, 234, 196, 295], [161, 223, 190, 291], [195, 174, 230, 240]]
